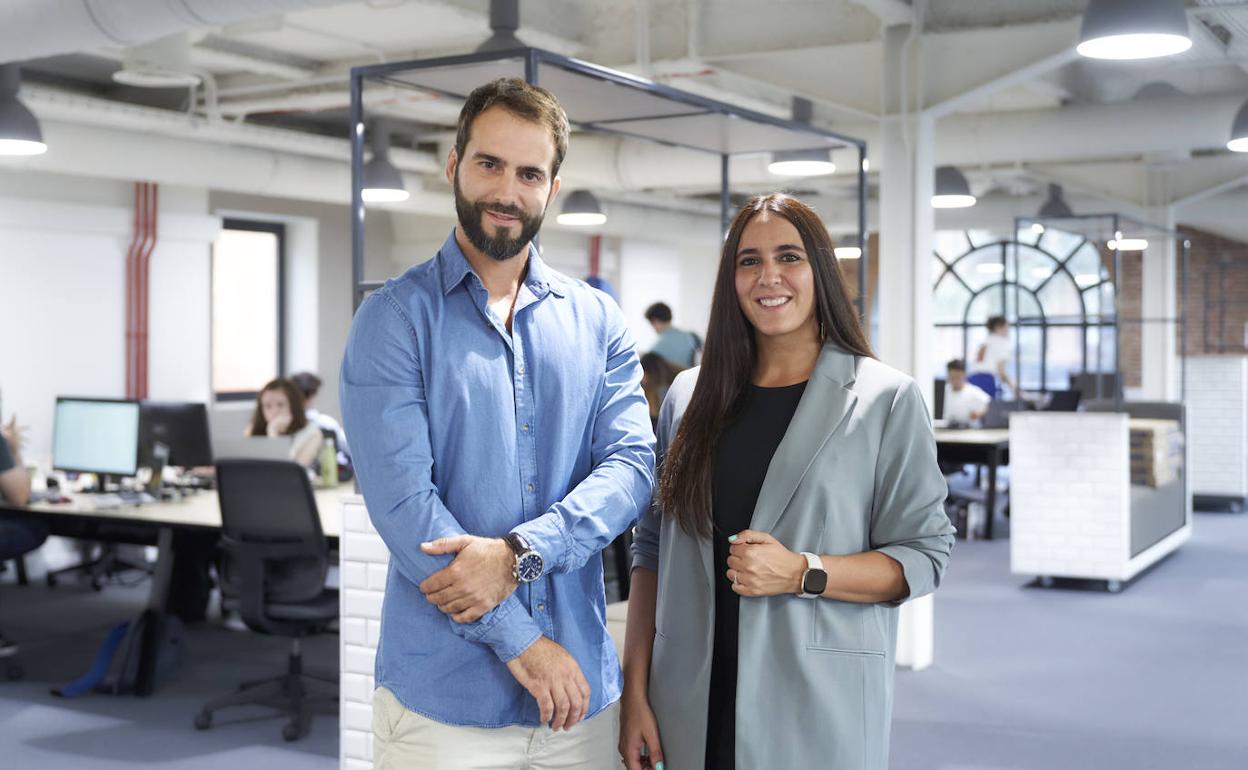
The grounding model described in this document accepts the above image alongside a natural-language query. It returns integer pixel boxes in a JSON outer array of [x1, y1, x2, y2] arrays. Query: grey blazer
[[632, 345, 955, 770]]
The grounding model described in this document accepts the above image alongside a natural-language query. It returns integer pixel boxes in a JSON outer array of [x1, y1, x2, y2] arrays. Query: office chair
[[194, 459, 337, 742]]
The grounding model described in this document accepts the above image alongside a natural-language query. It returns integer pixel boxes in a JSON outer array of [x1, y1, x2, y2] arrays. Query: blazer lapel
[[750, 346, 859, 534]]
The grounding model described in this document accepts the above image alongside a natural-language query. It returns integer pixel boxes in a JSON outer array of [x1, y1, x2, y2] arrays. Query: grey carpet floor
[[890, 510, 1248, 770], [0, 576, 338, 770], [2, 512, 1245, 769]]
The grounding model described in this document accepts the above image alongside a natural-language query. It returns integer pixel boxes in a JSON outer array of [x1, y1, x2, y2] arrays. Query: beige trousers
[[373, 687, 623, 770]]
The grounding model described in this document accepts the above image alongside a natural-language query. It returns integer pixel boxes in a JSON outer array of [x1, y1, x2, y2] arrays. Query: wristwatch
[[797, 552, 827, 599], [504, 532, 545, 583]]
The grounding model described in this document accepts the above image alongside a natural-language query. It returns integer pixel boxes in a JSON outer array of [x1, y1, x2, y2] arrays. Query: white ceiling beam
[[845, 0, 914, 26], [921, 19, 1081, 118]]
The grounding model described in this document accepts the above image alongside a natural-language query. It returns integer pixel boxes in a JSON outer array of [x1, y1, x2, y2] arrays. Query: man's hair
[[645, 302, 673, 323], [947, 359, 966, 372], [987, 315, 1007, 332], [455, 78, 570, 178], [290, 371, 322, 400]]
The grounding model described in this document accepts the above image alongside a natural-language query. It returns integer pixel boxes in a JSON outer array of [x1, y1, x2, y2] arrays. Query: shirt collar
[[437, 228, 565, 299]]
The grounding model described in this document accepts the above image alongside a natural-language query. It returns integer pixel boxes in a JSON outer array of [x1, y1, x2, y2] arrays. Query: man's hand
[[419, 536, 517, 623], [506, 636, 591, 731]]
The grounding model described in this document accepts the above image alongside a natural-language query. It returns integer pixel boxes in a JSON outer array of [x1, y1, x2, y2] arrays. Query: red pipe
[[589, 234, 602, 277], [137, 183, 158, 400], [124, 183, 142, 398]]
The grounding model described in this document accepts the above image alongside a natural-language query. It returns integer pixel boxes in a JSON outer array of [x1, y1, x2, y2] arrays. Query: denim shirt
[[340, 230, 655, 728]]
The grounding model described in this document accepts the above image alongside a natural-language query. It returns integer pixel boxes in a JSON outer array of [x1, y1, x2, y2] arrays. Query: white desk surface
[[932, 428, 1010, 445], [21, 483, 355, 539]]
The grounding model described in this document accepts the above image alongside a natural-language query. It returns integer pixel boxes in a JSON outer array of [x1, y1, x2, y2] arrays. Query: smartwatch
[[504, 532, 545, 583], [797, 552, 827, 599]]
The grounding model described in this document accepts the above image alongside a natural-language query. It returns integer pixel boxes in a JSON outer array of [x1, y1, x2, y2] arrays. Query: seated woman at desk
[[244, 379, 323, 468], [1, 414, 48, 657]]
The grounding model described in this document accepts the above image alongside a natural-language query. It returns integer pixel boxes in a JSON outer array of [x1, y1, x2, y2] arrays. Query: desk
[[934, 428, 1010, 540], [1, 483, 351, 695]]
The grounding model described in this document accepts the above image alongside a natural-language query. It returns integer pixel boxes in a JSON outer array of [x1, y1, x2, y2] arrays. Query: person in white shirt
[[290, 371, 351, 474], [944, 359, 992, 424], [968, 315, 1016, 397]]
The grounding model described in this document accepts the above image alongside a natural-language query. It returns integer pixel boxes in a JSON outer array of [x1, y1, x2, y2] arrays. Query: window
[[211, 219, 285, 401]]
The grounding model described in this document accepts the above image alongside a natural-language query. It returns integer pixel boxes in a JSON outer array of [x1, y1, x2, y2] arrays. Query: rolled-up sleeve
[[340, 292, 541, 661], [514, 304, 656, 574], [870, 380, 956, 606]]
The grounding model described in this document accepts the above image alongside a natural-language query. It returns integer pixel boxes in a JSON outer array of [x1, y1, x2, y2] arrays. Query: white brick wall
[[1009, 413, 1131, 580], [1185, 356, 1248, 498], [340, 496, 383, 769]]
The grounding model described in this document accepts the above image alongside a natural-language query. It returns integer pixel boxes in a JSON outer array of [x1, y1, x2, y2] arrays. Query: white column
[[1141, 205, 1178, 400], [877, 24, 938, 671], [877, 24, 936, 395]]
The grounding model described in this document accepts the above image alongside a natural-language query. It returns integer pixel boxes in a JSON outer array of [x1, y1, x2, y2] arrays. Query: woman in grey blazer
[[620, 194, 955, 770]]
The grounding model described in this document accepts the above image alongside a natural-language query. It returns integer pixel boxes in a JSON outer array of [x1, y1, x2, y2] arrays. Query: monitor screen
[[52, 398, 141, 476], [139, 401, 212, 468]]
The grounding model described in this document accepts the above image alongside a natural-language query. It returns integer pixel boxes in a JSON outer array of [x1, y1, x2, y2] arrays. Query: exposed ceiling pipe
[[0, 0, 352, 65], [21, 84, 441, 175], [4, 118, 726, 244]]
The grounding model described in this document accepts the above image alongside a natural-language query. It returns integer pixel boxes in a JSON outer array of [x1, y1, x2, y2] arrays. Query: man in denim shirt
[[341, 78, 655, 769]]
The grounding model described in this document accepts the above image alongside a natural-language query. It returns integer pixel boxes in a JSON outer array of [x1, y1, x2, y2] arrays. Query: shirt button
[[527, 483, 535, 493], [536, 603, 545, 612], [522, 423, 530, 433], [518, 363, 525, 374]]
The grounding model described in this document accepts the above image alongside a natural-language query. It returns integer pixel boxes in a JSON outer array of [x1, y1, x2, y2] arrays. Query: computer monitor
[[139, 401, 213, 468], [52, 397, 141, 477], [1045, 389, 1082, 412]]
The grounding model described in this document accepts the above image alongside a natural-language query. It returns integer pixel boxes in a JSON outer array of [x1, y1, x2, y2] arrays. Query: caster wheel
[[1106, 580, 1123, 594], [194, 711, 212, 730], [282, 723, 301, 742], [1038, 575, 1055, 588], [6, 663, 23, 681], [91, 579, 104, 592], [1230, 501, 1244, 513], [46, 574, 57, 588]]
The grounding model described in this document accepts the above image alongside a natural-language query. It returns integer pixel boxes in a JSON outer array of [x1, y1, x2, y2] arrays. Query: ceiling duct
[[112, 32, 200, 88], [0, 0, 348, 65]]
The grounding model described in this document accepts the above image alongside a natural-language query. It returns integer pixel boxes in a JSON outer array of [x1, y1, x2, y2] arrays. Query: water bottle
[[319, 438, 339, 488]]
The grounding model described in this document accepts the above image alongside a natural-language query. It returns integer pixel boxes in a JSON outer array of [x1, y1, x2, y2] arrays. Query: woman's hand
[[725, 529, 806, 597], [619, 687, 665, 770], [267, 412, 292, 436]]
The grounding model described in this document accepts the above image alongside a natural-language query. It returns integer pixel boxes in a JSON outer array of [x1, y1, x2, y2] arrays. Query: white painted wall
[[0, 171, 219, 468]]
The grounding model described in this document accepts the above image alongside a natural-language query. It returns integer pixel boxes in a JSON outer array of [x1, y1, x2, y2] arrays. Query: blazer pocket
[[802, 646, 888, 769]]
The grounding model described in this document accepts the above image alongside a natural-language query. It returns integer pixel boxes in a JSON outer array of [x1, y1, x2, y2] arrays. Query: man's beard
[[454, 172, 545, 262]]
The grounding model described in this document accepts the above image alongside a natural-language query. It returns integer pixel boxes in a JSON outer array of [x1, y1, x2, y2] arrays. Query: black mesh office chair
[[194, 459, 337, 742]]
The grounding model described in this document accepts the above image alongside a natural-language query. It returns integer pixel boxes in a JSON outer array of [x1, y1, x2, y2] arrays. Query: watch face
[[517, 552, 544, 582], [803, 569, 828, 595]]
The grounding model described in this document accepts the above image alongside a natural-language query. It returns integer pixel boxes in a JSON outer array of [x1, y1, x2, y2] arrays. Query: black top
[[705, 381, 807, 770]]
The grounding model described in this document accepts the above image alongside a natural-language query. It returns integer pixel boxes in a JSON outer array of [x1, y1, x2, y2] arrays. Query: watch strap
[[798, 551, 824, 599]]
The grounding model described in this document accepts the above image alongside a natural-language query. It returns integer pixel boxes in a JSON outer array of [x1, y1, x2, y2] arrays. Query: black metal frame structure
[[348, 47, 869, 320]]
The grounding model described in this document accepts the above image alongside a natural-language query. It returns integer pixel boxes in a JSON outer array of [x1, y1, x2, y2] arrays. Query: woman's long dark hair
[[248, 378, 310, 437], [657, 193, 874, 537]]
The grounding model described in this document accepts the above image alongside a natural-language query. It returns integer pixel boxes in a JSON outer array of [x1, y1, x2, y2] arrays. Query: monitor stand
[[93, 474, 117, 493]]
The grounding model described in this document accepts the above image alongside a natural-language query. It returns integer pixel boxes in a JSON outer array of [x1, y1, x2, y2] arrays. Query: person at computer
[[944, 358, 991, 426], [1, 414, 48, 658], [968, 315, 1016, 398], [341, 78, 654, 768], [290, 371, 352, 481], [244, 379, 322, 469], [645, 302, 702, 370]]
